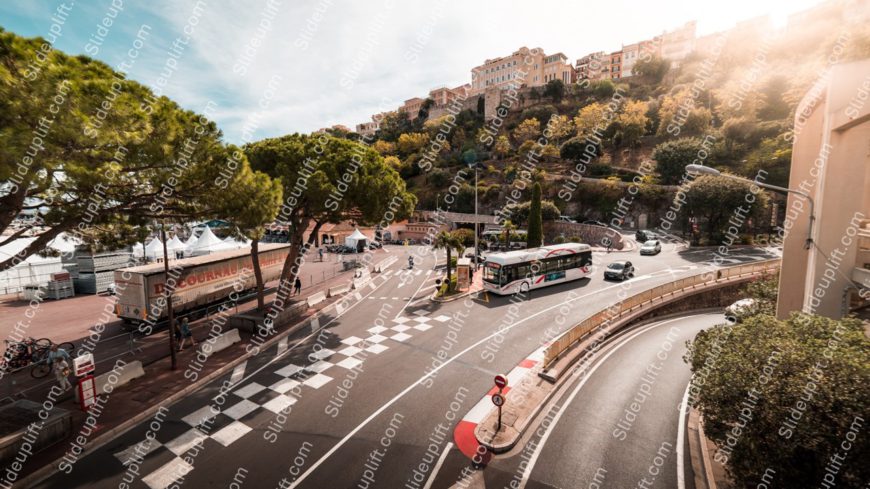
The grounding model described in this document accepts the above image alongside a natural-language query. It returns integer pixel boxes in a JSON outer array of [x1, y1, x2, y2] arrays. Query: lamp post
[[685, 164, 815, 249], [474, 163, 479, 269], [161, 221, 178, 370]]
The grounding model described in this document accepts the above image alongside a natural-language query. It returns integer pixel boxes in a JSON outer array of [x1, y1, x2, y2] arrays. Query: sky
[[1, 0, 826, 144]]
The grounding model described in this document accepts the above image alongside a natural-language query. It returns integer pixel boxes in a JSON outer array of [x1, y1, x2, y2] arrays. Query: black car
[[604, 261, 634, 281], [635, 229, 658, 242]]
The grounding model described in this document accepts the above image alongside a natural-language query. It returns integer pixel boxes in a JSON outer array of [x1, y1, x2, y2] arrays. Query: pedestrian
[[294, 276, 302, 295], [48, 345, 72, 391], [318, 248, 324, 262], [177, 318, 196, 351]]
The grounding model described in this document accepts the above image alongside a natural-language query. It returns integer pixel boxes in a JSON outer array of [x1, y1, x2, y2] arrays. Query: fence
[[542, 259, 781, 370]]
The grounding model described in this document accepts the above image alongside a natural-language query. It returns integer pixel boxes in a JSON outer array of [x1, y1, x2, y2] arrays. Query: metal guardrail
[[542, 259, 781, 369]]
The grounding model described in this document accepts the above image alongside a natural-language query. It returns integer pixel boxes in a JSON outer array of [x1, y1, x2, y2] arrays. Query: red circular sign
[[494, 374, 508, 389]]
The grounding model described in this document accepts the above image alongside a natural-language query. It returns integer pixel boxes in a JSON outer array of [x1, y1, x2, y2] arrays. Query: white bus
[[482, 243, 593, 295]]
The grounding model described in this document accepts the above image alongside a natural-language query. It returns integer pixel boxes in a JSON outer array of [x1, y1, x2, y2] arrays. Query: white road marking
[[423, 441, 454, 489], [276, 337, 289, 356], [394, 270, 432, 319], [677, 382, 691, 489], [142, 457, 193, 489], [211, 421, 253, 447], [229, 361, 247, 385]]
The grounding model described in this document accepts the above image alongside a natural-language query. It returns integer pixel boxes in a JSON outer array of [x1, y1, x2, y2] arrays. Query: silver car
[[639, 240, 661, 255]]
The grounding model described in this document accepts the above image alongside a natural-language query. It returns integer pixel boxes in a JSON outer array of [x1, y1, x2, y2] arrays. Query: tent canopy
[[167, 235, 185, 252], [185, 227, 227, 256], [344, 229, 369, 250], [144, 238, 164, 258]]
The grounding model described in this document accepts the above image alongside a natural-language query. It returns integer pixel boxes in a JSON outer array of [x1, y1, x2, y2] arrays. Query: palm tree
[[502, 219, 516, 250], [433, 231, 459, 286]]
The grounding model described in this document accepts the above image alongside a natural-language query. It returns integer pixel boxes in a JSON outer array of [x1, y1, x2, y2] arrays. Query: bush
[[653, 137, 708, 185]]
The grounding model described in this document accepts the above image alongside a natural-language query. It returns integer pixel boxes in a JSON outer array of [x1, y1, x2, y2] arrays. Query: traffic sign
[[491, 393, 505, 407], [494, 374, 508, 390]]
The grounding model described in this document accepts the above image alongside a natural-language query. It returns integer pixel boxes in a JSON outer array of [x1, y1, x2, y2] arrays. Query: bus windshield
[[483, 263, 503, 285]]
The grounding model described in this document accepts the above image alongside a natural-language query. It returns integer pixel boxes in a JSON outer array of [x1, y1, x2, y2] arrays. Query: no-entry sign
[[494, 374, 508, 390]]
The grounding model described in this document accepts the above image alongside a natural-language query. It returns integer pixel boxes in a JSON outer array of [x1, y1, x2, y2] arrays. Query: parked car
[[583, 220, 608, 227], [604, 261, 634, 281], [635, 229, 658, 242], [639, 240, 662, 255], [559, 216, 577, 224], [725, 298, 759, 322]]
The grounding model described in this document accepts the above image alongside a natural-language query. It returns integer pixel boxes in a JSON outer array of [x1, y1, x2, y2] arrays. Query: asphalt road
[[31, 243, 777, 489], [475, 313, 725, 489]]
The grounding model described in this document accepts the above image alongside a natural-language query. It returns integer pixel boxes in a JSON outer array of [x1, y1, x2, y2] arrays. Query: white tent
[[144, 238, 164, 259], [184, 232, 199, 247], [222, 236, 251, 249], [167, 235, 185, 252], [186, 226, 228, 256], [0, 233, 77, 295], [344, 229, 369, 252]]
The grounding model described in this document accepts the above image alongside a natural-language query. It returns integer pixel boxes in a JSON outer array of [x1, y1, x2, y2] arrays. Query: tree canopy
[[0, 28, 235, 270], [685, 313, 869, 488]]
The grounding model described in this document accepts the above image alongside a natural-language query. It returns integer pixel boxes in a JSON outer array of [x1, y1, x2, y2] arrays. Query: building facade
[[608, 51, 623, 79], [775, 59, 870, 319], [470, 46, 574, 95], [659, 21, 696, 65], [575, 51, 607, 80]]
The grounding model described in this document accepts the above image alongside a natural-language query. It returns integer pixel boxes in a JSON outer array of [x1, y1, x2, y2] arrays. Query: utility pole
[[161, 221, 178, 370], [474, 164, 479, 270]]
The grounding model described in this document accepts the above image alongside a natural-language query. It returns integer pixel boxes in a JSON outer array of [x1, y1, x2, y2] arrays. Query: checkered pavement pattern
[[112, 309, 453, 489]]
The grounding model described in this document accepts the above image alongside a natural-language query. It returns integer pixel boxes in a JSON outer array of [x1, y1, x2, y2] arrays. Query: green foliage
[[451, 228, 475, 246], [653, 137, 707, 185], [682, 174, 769, 240], [521, 105, 557, 124], [740, 272, 779, 317], [526, 183, 543, 247], [742, 136, 792, 187], [631, 56, 669, 84], [592, 79, 616, 99], [561, 136, 599, 162], [685, 313, 869, 488], [427, 168, 450, 188], [245, 133, 416, 288], [544, 79, 565, 103], [613, 100, 649, 147], [397, 132, 430, 156], [513, 118, 541, 145], [0, 29, 229, 269], [433, 230, 462, 283]]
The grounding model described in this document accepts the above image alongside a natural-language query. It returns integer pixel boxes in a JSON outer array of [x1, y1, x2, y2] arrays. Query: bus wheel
[[519, 282, 530, 295]]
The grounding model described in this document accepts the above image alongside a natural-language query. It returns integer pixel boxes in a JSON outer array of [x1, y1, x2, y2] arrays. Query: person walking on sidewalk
[[318, 248, 324, 262], [294, 276, 302, 296], [177, 318, 196, 351], [49, 345, 72, 391]]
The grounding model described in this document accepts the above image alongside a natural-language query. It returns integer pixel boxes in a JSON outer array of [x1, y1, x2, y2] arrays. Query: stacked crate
[[44, 272, 74, 299], [73, 251, 131, 294]]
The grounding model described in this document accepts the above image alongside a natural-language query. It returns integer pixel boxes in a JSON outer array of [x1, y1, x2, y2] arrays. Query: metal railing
[[542, 259, 781, 369]]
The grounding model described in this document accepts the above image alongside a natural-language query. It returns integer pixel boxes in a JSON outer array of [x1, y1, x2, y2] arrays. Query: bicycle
[[30, 341, 75, 379], [1, 337, 51, 371]]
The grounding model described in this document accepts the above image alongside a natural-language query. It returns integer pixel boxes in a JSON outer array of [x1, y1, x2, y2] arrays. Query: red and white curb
[[453, 346, 547, 463]]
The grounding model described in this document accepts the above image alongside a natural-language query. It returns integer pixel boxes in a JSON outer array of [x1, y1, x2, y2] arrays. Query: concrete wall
[[776, 59, 870, 319], [544, 222, 625, 249]]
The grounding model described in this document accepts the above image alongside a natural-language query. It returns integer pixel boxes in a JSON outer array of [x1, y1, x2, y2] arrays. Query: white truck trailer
[[113, 244, 290, 325]]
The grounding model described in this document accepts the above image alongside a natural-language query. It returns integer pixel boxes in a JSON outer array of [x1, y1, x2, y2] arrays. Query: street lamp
[[685, 164, 815, 249]]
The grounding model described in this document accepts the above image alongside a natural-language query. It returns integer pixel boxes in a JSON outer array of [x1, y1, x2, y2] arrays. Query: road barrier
[[94, 360, 145, 395], [307, 291, 327, 307], [198, 329, 241, 359], [541, 259, 780, 371], [328, 283, 351, 297]]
